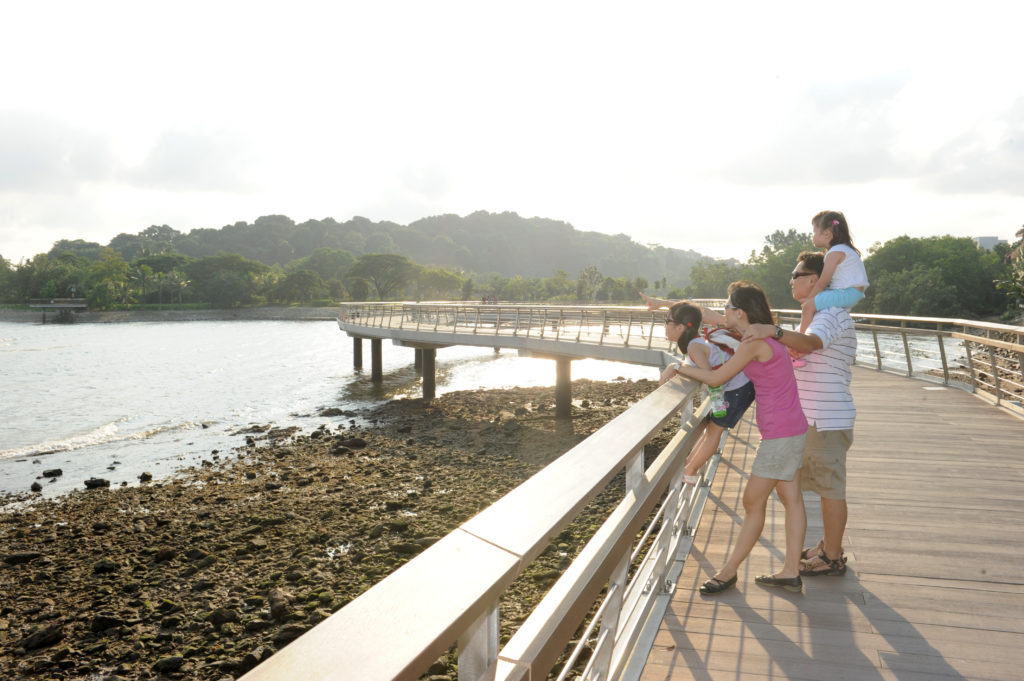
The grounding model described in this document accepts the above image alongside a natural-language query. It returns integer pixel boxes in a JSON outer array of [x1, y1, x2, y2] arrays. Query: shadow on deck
[[641, 366, 1024, 681]]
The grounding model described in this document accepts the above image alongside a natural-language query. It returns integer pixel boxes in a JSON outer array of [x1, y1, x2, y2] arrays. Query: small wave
[[0, 419, 203, 460]]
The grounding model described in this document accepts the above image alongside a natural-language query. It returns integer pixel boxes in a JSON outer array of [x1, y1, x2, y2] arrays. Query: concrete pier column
[[353, 338, 363, 369], [414, 348, 423, 372], [371, 339, 383, 382], [555, 357, 572, 419], [422, 349, 437, 401]]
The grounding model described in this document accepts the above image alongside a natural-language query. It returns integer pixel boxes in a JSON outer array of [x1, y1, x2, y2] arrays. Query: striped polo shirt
[[795, 307, 857, 431]]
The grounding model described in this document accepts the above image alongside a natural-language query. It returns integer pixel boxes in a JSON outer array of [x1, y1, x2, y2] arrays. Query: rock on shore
[[0, 379, 667, 681]]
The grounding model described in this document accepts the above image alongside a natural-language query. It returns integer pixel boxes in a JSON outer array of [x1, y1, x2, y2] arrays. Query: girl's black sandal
[[699, 575, 737, 594], [755, 574, 803, 592]]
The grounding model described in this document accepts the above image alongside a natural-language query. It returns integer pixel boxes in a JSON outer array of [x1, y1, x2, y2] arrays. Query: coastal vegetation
[[0, 213, 1020, 320]]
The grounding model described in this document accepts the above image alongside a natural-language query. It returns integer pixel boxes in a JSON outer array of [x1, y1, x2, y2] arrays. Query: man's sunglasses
[[790, 270, 815, 280]]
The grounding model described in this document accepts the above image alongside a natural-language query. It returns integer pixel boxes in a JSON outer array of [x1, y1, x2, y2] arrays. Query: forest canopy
[[1, 212, 1020, 320]]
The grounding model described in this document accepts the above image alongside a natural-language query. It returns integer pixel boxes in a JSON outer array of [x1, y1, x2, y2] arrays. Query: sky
[[2, 1, 1023, 265]]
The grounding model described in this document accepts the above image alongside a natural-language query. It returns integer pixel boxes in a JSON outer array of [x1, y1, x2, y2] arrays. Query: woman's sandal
[[800, 550, 847, 577], [755, 574, 803, 593], [699, 574, 737, 594]]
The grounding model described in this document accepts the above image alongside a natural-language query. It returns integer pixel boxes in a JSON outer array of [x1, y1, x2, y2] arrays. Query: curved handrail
[[239, 377, 711, 681]]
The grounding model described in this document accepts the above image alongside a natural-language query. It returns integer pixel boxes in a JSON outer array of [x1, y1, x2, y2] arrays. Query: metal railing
[[238, 302, 1024, 681], [772, 310, 1024, 415], [240, 377, 721, 681], [339, 302, 1024, 415]]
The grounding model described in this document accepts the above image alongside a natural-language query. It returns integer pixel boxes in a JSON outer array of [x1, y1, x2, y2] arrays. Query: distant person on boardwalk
[[742, 250, 857, 577], [797, 210, 869, 335], [666, 283, 808, 594], [658, 301, 755, 486]]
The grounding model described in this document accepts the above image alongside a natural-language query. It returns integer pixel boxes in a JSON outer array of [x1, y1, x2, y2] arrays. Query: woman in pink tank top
[[671, 281, 808, 594]]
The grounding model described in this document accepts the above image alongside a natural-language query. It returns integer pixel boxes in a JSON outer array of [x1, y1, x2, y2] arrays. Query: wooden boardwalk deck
[[640, 367, 1024, 681]]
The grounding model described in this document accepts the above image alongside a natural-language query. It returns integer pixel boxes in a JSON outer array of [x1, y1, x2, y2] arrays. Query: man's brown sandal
[[800, 550, 847, 576], [801, 540, 824, 561]]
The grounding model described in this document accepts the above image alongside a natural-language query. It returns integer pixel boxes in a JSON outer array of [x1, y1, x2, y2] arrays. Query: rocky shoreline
[[0, 378, 667, 681]]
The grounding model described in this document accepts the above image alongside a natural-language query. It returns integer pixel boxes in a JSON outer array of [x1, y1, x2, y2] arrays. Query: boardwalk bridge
[[242, 302, 1024, 681]]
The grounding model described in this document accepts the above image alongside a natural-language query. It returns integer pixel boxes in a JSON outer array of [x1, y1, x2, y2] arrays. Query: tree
[[289, 248, 356, 282], [417, 266, 464, 300], [272, 270, 327, 302], [87, 249, 131, 308], [346, 254, 417, 300], [186, 253, 269, 307], [577, 265, 604, 303], [996, 225, 1024, 310], [862, 236, 1007, 317]]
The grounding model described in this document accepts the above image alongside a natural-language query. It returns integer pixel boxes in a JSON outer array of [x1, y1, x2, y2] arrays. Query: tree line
[[1, 217, 1020, 320], [0, 247, 658, 309], [683, 228, 1022, 320]]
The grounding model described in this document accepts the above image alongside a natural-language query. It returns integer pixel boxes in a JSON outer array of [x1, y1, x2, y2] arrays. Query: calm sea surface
[[0, 320, 655, 497]]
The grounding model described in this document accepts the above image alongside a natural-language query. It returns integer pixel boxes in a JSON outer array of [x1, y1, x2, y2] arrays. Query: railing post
[[964, 334, 978, 393], [872, 323, 882, 370], [900, 320, 913, 376], [624, 312, 633, 346], [989, 346, 1002, 405], [514, 307, 521, 336], [458, 602, 499, 681], [599, 310, 608, 346], [556, 309, 563, 342], [937, 329, 949, 385]]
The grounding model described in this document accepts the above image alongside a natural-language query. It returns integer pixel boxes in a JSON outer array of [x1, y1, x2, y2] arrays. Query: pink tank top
[[741, 338, 808, 440]]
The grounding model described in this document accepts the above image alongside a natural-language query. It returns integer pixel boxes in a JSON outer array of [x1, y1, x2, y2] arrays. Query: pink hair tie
[[832, 219, 839, 226]]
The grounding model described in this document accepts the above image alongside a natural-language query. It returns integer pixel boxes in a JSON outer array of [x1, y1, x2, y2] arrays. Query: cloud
[[127, 128, 259, 193], [922, 98, 1024, 195], [0, 112, 117, 193], [715, 75, 913, 186]]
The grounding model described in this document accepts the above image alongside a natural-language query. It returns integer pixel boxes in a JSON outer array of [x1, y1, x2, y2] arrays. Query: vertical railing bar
[[937, 326, 949, 385], [624, 312, 633, 347], [989, 345, 1002, 405], [457, 603, 498, 681], [600, 310, 607, 346], [964, 332, 977, 393], [901, 320, 913, 376], [514, 306, 521, 337], [872, 322, 883, 370]]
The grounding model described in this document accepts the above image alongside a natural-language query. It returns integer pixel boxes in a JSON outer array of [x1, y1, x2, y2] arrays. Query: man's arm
[[741, 323, 823, 353]]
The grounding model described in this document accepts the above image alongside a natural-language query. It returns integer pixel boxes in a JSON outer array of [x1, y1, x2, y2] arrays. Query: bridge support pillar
[[371, 339, 383, 382], [422, 349, 436, 401], [414, 348, 423, 372], [353, 338, 363, 369], [555, 357, 572, 419]]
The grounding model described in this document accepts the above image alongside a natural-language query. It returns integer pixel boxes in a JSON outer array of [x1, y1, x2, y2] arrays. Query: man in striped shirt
[[743, 250, 857, 577]]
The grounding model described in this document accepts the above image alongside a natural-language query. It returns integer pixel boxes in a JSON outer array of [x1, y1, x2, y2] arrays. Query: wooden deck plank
[[640, 366, 1024, 681]]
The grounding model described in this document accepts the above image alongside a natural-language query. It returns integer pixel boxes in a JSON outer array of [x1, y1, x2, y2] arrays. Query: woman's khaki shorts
[[800, 425, 853, 499], [751, 431, 806, 481]]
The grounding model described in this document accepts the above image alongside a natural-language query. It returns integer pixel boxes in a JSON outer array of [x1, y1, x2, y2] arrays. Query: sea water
[[0, 320, 656, 498]]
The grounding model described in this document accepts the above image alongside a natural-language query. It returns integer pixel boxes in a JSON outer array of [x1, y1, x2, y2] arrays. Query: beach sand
[[0, 378, 669, 680]]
